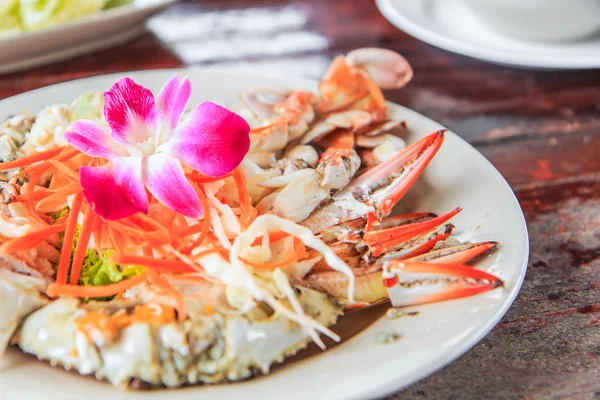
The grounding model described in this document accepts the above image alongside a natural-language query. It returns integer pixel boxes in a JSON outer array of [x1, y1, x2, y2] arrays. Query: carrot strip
[[190, 248, 222, 260], [240, 251, 298, 270], [35, 182, 81, 213], [109, 221, 166, 243], [294, 238, 309, 260], [0, 222, 67, 255], [0, 147, 65, 171], [69, 209, 95, 285], [47, 273, 148, 298], [107, 226, 123, 255], [181, 187, 211, 253], [48, 160, 80, 180], [25, 169, 51, 225], [18, 162, 52, 178], [188, 170, 233, 184], [232, 167, 255, 229], [56, 193, 83, 285], [113, 254, 195, 273], [251, 230, 290, 246], [92, 216, 104, 258]]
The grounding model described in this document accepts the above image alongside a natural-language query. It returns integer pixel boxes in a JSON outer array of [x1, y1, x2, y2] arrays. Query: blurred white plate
[[0, 69, 528, 399], [376, 0, 600, 69], [0, 0, 175, 75]]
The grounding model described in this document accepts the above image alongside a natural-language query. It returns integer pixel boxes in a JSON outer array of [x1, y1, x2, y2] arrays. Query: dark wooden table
[[2, 1, 599, 398]]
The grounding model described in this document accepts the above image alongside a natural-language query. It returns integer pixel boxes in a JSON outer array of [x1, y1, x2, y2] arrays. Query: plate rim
[[376, 0, 600, 70], [0, 68, 530, 399]]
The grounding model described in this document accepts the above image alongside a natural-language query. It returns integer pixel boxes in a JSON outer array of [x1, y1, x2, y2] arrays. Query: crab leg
[[408, 241, 498, 264], [383, 261, 503, 307], [364, 207, 461, 257], [378, 223, 453, 262], [337, 130, 445, 214], [301, 130, 445, 233]]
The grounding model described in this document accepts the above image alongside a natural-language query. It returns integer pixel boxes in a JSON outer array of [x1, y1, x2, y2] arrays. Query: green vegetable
[[80, 249, 145, 287], [48, 206, 69, 222], [103, 0, 132, 10], [71, 91, 105, 121], [0, 0, 22, 34], [18, 0, 106, 31]]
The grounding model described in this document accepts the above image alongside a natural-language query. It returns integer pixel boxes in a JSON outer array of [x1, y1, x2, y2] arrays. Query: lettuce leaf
[[19, 0, 106, 31], [103, 0, 132, 10], [70, 91, 105, 121], [48, 206, 69, 222], [80, 249, 145, 287], [0, 0, 22, 33]]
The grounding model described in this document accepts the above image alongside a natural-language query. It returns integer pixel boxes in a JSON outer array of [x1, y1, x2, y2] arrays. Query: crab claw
[[409, 241, 498, 264], [338, 130, 445, 217], [300, 131, 444, 234], [379, 223, 454, 262], [364, 207, 461, 257], [383, 261, 503, 307]]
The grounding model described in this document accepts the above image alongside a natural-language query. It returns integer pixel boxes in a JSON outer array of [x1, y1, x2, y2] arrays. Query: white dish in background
[[376, 0, 600, 70], [0, 0, 175, 76], [460, 0, 600, 42], [0, 69, 528, 400]]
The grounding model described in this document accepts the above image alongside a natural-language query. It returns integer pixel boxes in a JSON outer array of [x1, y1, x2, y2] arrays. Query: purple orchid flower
[[65, 76, 250, 220]]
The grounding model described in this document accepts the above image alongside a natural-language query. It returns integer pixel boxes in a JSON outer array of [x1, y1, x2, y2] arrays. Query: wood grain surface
[[1, 1, 599, 398]]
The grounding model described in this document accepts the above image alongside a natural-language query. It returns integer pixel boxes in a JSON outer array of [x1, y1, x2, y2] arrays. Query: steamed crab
[[0, 48, 502, 389]]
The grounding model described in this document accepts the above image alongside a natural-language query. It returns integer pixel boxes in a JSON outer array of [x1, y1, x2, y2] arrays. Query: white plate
[[0, 0, 175, 76], [0, 69, 528, 400], [376, 0, 600, 69]]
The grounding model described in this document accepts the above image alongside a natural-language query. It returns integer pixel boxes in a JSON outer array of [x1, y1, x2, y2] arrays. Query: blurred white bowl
[[460, 0, 600, 42], [0, 0, 176, 76]]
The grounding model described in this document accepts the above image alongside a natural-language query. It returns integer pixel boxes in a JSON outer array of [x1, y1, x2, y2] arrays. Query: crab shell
[[13, 286, 342, 389]]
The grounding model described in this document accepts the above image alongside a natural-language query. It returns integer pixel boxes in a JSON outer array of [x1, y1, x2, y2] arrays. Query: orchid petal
[[104, 77, 162, 145], [157, 76, 192, 130], [80, 165, 145, 221], [112, 156, 148, 214], [142, 153, 202, 218], [64, 120, 120, 158], [159, 101, 250, 177]]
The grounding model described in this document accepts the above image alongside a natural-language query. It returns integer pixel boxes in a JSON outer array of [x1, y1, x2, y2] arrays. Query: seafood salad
[[0, 48, 503, 389]]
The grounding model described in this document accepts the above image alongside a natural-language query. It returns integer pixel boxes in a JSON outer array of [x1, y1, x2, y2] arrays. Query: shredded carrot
[[47, 160, 80, 180], [113, 254, 196, 273], [0, 222, 67, 255], [23, 169, 51, 225], [35, 182, 81, 213], [108, 220, 166, 243], [107, 226, 124, 255], [251, 230, 290, 246], [0, 146, 65, 171], [188, 170, 233, 184], [132, 213, 172, 238], [92, 216, 104, 258], [294, 238, 309, 260], [190, 248, 222, 261], [232, 167, 256, 228], [47, 273, 148, 298], [69, 209, 95, 285], [56, 193, 83, 285], [181, 187, 212, 254]]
